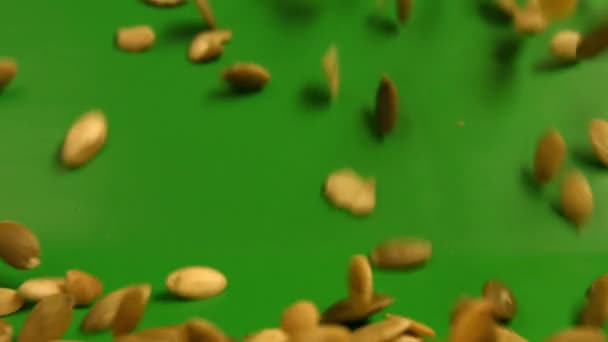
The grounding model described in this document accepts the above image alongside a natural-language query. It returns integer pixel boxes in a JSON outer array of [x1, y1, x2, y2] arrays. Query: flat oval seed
[[0, 59, 17, 90], [351, 316, 412, 342], [112, 286, 150, 336], [551, 30, 582, 61], [188, 33, 225, 62], [560, 170, 593, 227], [280, 300, 319, 334], [116, 25, 156, 52], [370, 238, 431, 270], [348, 255, 373, 305], [18, 278, 65, 302], [514, 4, 548, 35], [65, 269, 103, 307], [533, 129, 566, 184], [0, 319, 12, 342], [222, 63, 271, 91], [589, 119, 608, 167], [538, 0, 578, 20], [0, 288, 23, 316], [289, 325, 351, 342], [18, 294, 74, 342], [544, 327, 605, 342], [185, 318, 229, 342], [61, 110, 108, 168], [496, 326, 527, 342], [482, 280, 517, 321], [375, 74, 398, 134], [385, 314, 435, 338], [324, 169, 376, 216], [245, 328, 287, 342], [145, 0, 185, 6], [166, 266, 227, 300], [448, 299, 496, 342], [195, 0, 217, 29], [0, 221, 40, 270]]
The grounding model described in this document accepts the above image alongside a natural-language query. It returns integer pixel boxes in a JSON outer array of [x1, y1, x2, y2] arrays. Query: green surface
[[1, 0, 608, 340]]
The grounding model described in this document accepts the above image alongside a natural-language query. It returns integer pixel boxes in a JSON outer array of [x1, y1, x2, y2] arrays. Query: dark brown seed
[[0, 221, 40, 270], [112, 286, 150, 336], [578, 22, 608, 60], [533, 129, 566, 184], [222, 63, 271, 91], [544, 327, 605, 342], [375, 74, 398, 135], [396, 0, 412, 23], [185, 318, 230, 342], [482, 280, 517, 321], [448, 299, 496, 342], [321, 293, 394, 325], [18, 294, 74, 342], [370, 237, 431, 270]]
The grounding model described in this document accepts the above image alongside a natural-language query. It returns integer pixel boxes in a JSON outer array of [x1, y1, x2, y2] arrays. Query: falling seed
[[195, 0, 217, 29], [544, 327, 605, 342], [0, 288, 24, 316], [65, 269, 103, 307], [144, 0, 185, 6], [280, 300, 320, 335], [513, 2, 548, 35], [348, 255, 373, 305], [579, 275, 608, 327], [324, 169, 376, 216], [396, 0, 412, 24], [578, 23, 608, 60], [61, 109, 108, 168], [185, 318, 229, 341], [560, 169, 593, 227], [550, 30, 582, 61], [222, 63, 271, 91], [166, 266, 227, 300], [244, 328, 288, 342], [0, 319, 11, 342], [496, 0, 518, 16], [533, 128, 566, 184], [589, 119, 608, 167], [0, 59, 17, 90], [385, 314, 436, 338], [116, 26, 156, 52], [481, 280, 517, 321], [112, 286, 150, 336], [18, 294, 74, 342], [448, 299, 496, 342], [351, 315, 411, 342], [0, 221, 40, 270], [322, 44, 339, 99], [18, 278, 65, 303], [188, 30, 232, 63], [495, 326, 528, 342], [375, 74, 398, 135], [370, 237, 432, 270], [289, 325, 351, 342], [538, 0, 578, 21]]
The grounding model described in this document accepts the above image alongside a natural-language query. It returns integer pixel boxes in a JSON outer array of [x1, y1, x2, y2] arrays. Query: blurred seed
[[544, 327, 605, 342], [65, 269, 103, 306], [0, 221, 40, 270], [448, 299, 496, 342], [0, 59, 17, 90], [166, 266, 227, 300], [185, 318, 229, 342], [244, 328, 287, 342], [0, 288, 24, 316], [18, 293, 74, 342], [112, 286, 150, 336], [222, 63, 271, 91], [115, 325, 186, 342], [560, 169, 593, 227], [322, 293, 394, 325], [396, 0, 412, 23], [324, 169, 376, 216], [116, 26, 156, 52], [195, 0, 217, 29], [289, 325, 351, 342], [538, 0, 577, 20], [450, 296, 476, 324], [351, 315, 411, 342], [370, 238, 431, 270], [389, 336, 423, 342], [348, 255, 373, 304], [482, 280, 517, 321], [322, 44, 339, 99], [385, 314, 435, 338], [579, 276, 608, 327], [188, 30, 231, 63], [589, 119, 608, 167], [0, 319, 11, 342], [375, 74, 398, 135], [145, 0, 185, 6], [588, 274, 608, 298], [514, 2, 548, 35], [533, 129, 566, 184], [280, 300, 319, 334], [61, 110, 108, 168], [578, 23, 608, 59], [18, 277, 65, 302], [495, 326, 527, 342], [551, 30, 581, 61], [496, 0, 518, 16]]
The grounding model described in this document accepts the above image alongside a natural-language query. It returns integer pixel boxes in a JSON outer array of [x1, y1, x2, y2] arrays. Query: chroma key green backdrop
[[1, 0, 608, 340]]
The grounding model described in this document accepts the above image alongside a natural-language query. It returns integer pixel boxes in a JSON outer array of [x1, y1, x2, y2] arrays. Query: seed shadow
[[362, 107, 384, 143], [153, 291, 193, 303], [572, 146, 605, 170], [519, 166, 541, 196], [163, 20, 208, 43], [300, 82, 330, 110], [491, 34, 523, 89], [52, 142, 69, 173], [266, 0, 322, 27], [477, 1, 511, 26], [365, 14, 399, 36], [534, 58, 578, 73], [207, 87, 263, 100], [343, 318, 370, 331]]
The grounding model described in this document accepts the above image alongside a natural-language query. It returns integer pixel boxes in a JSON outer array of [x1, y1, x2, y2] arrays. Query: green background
[[1, 0, 608, 340]]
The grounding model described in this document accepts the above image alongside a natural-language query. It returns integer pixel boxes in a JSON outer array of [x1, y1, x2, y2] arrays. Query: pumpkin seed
[[65, 269, 103, 306], [0, 59, 17, 90], [322, 44, 339, 99], [578, 23, 608, 60], [61, 109, 108, 168], [544, 327, 605, 342], [482, 280, 517, 321], [560, 169, 593, 227], [188, 30, 232, 63], [18, 277, 65, 302], [289, 325, 351, 342], [385, 314, 435, 338], [538, 0, 577, 20], [396, 0, 412, 23], [222, 63, 271, 91], [375, 74, 398, 134], [115, 325, 186, 342], [112, 286, 150, 336], [448, 299, 496, 342], [280, 300, 319, 334], [533, 128, 566, 184], [589, 119, 608, 167], [166, 266, 227, 300], [0, 221, 40, 270], [579, 275, 608, 327], [495, 326, 527, 342], [513, 2, 547, 35], [244, 328, 287, 342], [0, 319, 11, 342], [0, 288, 23, 317], [324, 169, 376, 216], [497, 0, 518, 16], [195, 0, 217, 29], [116, 25, 155, 52], [80, 284, 151, 333], [550, 30, 581, 61], [450, 296, 476, 324], [145, 0, 185, 6], [18, 293, 74, 342], [588, 274, 608, 298], [389, 337, 422, 342], [370, 237, 432, 270], [351, 315, 411, 342], [185, 318, 229, 342], [348, 255, 373, 304]]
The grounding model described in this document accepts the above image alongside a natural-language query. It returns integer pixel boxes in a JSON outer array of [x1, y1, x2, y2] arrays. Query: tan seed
[[116, 25, 156, 52], [589, 119, 608, 167], [145, 0, 185, 6], [496, 326, 527, 342], [533, 128, 566, 184], [544, 327, 605, 342], [538, 0, 577, 20], [389, 336, 423, 342], [324, 169, 376, 216], [61, 109, 108, 168], [448, 299, 496, 342], [352, 315, 411, 342], [348, 255, 373, 305], [18, 293, 74, 342], [0, 59, 17, 90], [195, 0, 217, 29], [496, 0, 518, 15], [245, 328, 287, 342], [560, 169, 593, 227], [385, 314, 435, 338], [322, 44, 339, 99], [482, 280, 517, 321], [185, 318, 229, 342], [396, 0, 412, 23], [0, 319, 12, 342], [375, 74, 398, 135], [65, 269, 103, 306], [289, 325, 351, 342], [80, 284, 151, 333], [551, 30, 582, 61], [115, 325, 186, 342], [112, 286, 150, 336], [0, 288, 24, 316], [280, 300, 319, 334], [222, 63, 271, 91], [18, 277, 65, 302], [514, 3, 548, 35], [579, 275, 608, 327], [0, 221, 40, 270], [188, 31, 230, 62], [166, 266, 227, 300], [370, 237, 432, 270]]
